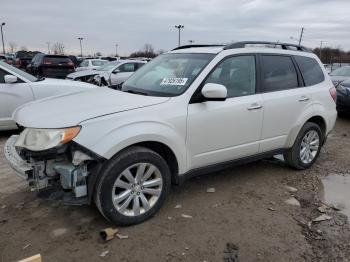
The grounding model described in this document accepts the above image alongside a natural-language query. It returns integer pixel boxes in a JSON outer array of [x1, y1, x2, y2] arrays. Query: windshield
[[331, 67, 350, 77], [0, 61, 38, 82], [122, 53, 215, 96], [91, 60, 108, 66], [97, 61, 121, 71]]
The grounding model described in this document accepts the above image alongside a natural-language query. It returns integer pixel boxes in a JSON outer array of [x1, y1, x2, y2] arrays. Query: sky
[[1, 0, 350, 56]]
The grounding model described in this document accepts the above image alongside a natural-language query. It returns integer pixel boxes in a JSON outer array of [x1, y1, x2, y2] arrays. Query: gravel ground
[[0, 119, 350, 262]]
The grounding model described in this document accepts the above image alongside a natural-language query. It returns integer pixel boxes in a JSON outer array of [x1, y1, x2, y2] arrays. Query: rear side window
[[261, 55, 298, 92], [294, 56, 324, 86]]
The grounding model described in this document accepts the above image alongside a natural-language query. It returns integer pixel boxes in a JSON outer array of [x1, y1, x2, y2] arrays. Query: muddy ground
[[1, 119, 350, 262]]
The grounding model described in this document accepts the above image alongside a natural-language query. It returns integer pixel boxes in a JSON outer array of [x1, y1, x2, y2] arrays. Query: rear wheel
[[95, 146, 171, 225], [284, 122, 323, 170]]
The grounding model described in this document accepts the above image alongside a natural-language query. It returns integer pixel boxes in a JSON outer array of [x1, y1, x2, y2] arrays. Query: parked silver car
[[76, 59, 108, 72], [66, 60, 146, 88], [0, 61, 96, 130]]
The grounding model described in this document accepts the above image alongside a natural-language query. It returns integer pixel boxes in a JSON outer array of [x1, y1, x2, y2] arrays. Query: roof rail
[[223, 41, 311, 52], [172, 44, 225, 51]]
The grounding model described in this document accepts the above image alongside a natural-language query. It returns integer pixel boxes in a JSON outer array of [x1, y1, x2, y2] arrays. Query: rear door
[[0, 68, 33, 129], [259, 54, 313, 152]]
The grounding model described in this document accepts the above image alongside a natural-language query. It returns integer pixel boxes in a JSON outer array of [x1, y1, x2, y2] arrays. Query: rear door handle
[[298, 96, 310, 102], [247, 103, 263, 110]]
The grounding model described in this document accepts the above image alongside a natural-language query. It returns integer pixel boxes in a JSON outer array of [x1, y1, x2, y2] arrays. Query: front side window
[[261, 55, 298, 92], [204, 55, 256, 98], [295, 56, 324, 86], [0, 61, 37, 82], [119, 63, 136, 72], [122, 53, 215, 96]]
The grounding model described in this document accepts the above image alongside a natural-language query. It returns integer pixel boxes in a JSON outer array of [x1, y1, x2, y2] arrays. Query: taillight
[[68, 61, 74, 66], [16, 59, 20, 66], [329, 87, 337, 103], [43, 59, 52, 65]]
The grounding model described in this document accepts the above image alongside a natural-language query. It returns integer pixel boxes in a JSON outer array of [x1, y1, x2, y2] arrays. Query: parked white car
[[66, 60, 146, 87], [4, 42, 337, 226], [0, 61, 96, 130], [75, 59, 108, 72]]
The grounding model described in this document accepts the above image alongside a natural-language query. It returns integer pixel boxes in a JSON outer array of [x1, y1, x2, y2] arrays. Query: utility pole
[[1, 22, 6, 54], [78, 37, 83, 57], [46, 41, 50, 54], [319, 40, 324, 62], [174, 25, 184, 47], [115, 44, 118, 57], [298, 27, 304, 46]]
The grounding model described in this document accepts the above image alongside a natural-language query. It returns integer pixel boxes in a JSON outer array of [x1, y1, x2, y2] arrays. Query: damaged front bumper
[[4, 135, 33, 179], [4, 135, 103, 204]]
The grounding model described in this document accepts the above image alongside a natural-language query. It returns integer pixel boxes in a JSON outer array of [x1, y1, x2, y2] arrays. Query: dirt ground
[[1, 119, 350, 262]]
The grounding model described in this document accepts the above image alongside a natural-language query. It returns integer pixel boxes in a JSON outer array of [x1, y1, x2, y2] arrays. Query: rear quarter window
[[294, 56, 325, 86]]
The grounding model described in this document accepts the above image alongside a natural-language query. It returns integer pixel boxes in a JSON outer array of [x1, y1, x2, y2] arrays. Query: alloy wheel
[[112, 163, 163, 216]]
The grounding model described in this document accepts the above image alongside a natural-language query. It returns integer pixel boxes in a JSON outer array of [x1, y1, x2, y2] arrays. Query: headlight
[[15, 126, 81, 151]]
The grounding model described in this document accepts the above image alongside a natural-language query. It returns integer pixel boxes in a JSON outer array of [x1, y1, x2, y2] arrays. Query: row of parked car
[[0, 51, 148, 89]]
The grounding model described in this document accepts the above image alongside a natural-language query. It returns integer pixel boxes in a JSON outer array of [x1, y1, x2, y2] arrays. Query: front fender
[[74, 120, 188, 174]]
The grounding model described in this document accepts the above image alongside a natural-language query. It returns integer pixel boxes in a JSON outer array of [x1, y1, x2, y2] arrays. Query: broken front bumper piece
[[4, 135, 95, 203], [4, 135, 32, 179]]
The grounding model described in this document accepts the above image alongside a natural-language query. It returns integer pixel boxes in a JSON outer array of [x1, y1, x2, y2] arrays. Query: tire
[[283, 122, 323, 170], [95, 146, 171, 226]]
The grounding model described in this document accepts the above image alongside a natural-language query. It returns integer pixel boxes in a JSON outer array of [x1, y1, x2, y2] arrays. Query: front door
[[187, 55, 264, 169], [0, 69, 33, 129]]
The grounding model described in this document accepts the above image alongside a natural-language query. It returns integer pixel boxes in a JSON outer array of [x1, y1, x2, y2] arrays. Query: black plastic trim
[[176, 149, 286, 184]]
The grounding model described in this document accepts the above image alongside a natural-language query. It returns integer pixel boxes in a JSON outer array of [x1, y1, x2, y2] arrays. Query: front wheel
[[284, 122, 323, 170], [95, 146, 171, 225]]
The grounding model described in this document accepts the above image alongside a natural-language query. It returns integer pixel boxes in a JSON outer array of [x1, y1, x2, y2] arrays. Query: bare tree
[[8, 42, 17, 53], [143, 44, 154, 56], [52, 42, 65, 55]]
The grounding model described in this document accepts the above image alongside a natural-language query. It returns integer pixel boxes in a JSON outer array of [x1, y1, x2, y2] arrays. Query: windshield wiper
[[124, 89, 149, 96]]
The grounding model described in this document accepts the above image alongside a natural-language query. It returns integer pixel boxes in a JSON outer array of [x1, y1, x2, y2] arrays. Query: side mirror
[[113, 69, 120, 74], [201, 83, 227, 101], [4, 75, 18, 84]]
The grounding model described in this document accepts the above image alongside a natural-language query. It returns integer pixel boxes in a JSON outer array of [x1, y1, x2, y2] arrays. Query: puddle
[[322, 174, 350, 218]]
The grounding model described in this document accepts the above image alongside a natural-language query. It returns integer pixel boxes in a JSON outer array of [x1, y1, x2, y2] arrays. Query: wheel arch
[[285, 113, 328, 148]]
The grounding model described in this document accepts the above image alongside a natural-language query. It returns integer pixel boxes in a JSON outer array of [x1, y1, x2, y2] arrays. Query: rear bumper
[[4, 135, 32, 179]]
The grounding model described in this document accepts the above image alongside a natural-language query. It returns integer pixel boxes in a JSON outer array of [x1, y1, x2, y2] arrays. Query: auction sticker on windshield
[[160, 78, 188, 86]]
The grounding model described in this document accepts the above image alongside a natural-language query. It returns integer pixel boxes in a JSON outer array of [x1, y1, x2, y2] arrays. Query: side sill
[[176, 149, 286, 185]]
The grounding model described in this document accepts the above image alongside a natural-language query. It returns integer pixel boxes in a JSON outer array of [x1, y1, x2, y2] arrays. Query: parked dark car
[[68, 55, 78, 67], [336, 79, 350, 115], [26, 54, 75, 78], [13, 51, 41, 69]]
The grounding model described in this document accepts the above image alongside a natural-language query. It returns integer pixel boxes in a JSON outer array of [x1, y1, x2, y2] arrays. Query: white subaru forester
[[5, 41, 337, 225]]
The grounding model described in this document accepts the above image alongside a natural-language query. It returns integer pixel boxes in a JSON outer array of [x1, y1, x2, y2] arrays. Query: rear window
[[294, 56, 324, 86], [16, 51, 39, 59], [44, 56, 72, 64], [261, 55, 298, 92], [91, 60, 107, 66]]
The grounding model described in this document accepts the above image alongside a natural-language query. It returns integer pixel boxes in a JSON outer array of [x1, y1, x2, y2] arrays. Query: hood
[[14, 88, 170, 128], [330, 75, 350, 85], [67, 69, 100, 79], [29, 78, 97, 100]]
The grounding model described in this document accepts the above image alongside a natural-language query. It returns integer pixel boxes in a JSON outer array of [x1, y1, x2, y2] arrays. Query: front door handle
[[298, 96, 310, 102], [247, 103, 263, 110]]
